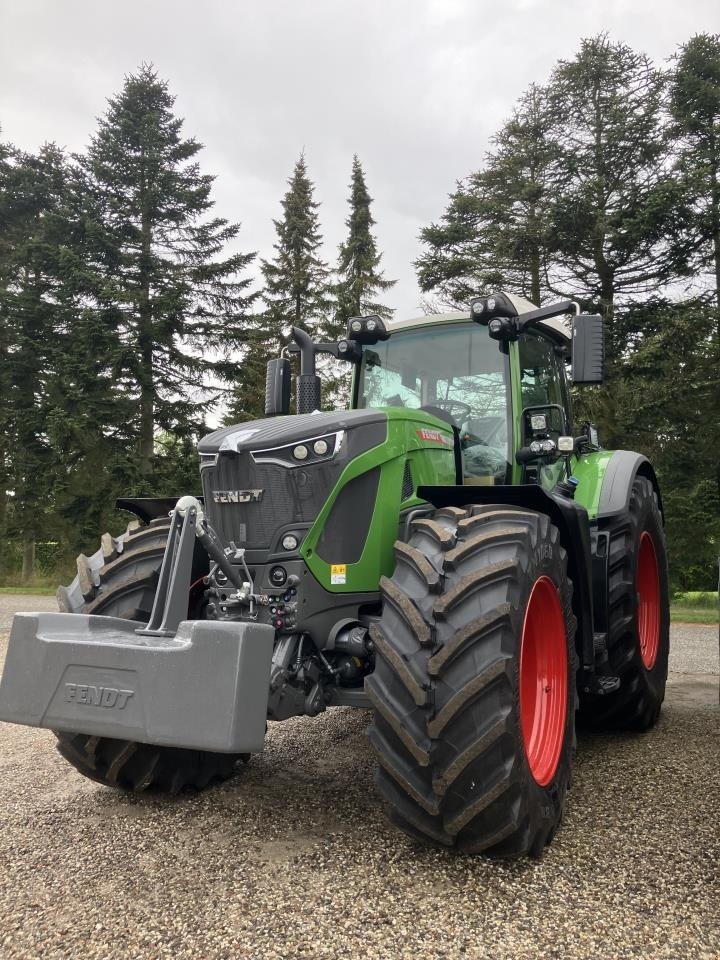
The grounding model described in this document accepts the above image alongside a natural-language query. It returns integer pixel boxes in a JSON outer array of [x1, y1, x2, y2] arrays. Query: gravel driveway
[[1, 594, 718, 960]]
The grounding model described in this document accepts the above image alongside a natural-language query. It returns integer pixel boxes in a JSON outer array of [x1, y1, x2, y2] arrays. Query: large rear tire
[[579, 476, 670, 730], [54, 516, 245, 793], [367, 505, 577, 858]]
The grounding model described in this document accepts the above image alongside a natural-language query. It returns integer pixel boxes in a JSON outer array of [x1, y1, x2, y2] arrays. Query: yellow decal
[[331, 563, 347, 585]]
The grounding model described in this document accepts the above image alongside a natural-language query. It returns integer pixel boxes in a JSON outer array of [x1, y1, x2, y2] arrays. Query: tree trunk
[[530, 243, 542, 306], [21, 537, 35, 583], [709, 134, 720, 327], [138, 177, 154, 478]]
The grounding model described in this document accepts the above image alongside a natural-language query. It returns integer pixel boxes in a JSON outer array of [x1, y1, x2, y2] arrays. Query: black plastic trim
[[316, 468, 381, 564], [596, 451, 664, 520]]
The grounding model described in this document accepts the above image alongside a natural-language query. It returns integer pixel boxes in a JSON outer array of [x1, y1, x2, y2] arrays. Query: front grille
[[201, 451, 340, 551]]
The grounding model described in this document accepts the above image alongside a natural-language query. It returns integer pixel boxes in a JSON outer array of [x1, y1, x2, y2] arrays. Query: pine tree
[[669, 33, 720, 315], [0, 143, 80, 577], [606, 298, 720, 589], [333, 156, 395, 336], [83, 64, 257, 482], [416, 84, 556, 307], [229, 154, 332, 423], [261, 153, 331, 336], [545, 36, 679, 328]]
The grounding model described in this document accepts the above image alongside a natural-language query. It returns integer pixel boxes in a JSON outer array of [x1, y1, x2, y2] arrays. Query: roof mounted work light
[[346, 315, 390, 345], [470, 292, 518, 324]]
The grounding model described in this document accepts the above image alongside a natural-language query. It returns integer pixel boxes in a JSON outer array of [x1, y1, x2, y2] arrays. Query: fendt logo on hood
[[416, 428, 453, 447], [212, 489, 264, 504]]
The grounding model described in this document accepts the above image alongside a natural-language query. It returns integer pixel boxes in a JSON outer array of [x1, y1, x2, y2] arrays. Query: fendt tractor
[[0, 292, 670, 857]]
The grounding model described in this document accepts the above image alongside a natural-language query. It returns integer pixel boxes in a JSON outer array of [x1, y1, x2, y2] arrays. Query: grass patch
[[670, 605, 718, 624], [0, 585, 57, 596], [672, 590, 718, 609]]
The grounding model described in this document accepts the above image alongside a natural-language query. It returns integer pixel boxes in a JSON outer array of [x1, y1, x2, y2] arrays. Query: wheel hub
[[636, 531, 660, 669], [520, 576, 568, 787]]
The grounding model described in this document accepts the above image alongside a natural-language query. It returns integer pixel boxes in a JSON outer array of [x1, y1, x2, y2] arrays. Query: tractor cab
[[351, 293, 602, 491]]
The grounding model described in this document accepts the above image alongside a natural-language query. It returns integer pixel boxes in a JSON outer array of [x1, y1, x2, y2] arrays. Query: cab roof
[[387, 295, 573, 345]]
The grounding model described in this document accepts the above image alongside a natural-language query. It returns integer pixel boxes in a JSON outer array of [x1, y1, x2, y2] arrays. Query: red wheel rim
[[520, 576, 568, 787], [636, 531, 660, 669]]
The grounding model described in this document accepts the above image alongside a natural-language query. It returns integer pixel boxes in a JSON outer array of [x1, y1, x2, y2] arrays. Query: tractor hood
[[198, 409, 387, 455], [197, 409, 390, 558]]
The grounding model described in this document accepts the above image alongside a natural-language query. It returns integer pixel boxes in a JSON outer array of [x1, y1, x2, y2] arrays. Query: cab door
[[516, 329, 571, 489]]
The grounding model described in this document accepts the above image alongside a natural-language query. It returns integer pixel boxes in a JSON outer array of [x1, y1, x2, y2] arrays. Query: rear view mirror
[[265, 358, 291, 416], [572, 314, 604, 384]]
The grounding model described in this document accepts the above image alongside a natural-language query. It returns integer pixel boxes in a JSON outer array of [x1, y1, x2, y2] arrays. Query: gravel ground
[[0, 594, 718, 960]]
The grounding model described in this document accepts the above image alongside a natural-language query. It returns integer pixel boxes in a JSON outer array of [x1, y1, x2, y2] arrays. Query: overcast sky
[[1, 0, 718, 317]]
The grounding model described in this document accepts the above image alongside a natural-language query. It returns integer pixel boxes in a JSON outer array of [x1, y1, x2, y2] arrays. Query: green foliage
[[0, 142, 83, 553], [0, 67, 258, 574], [669, 33, 720, 305], [672, 591, 719, 608]]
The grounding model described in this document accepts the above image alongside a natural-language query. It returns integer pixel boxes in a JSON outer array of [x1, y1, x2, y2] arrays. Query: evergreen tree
[[0, 143, 80, 576], [416, 84, 556, 307], [261, 153, 331, 336], [82, 64, 257, 482], [546, 36, 680, 328], [333, 156, 395, 336], [606, 298, 720, 589], [670, 33, 720, 315], [229, 155, 333, 423]]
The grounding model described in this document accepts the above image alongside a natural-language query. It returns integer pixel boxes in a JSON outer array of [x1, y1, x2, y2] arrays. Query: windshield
[[356, 322, 511, 483]]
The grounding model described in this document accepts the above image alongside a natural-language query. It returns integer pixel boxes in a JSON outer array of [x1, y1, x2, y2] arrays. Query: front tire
[[367, 505, 577, 858], [55, 516, 245, 793]]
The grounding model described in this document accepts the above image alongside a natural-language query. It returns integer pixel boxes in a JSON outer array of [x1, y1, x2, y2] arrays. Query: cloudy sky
[[1, 0, 717, 317]]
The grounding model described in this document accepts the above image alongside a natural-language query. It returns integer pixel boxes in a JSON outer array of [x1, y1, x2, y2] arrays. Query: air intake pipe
[[292, 326, 322, 414]]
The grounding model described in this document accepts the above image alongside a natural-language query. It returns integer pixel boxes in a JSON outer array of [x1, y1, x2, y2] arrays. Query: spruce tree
[[416, 84, 556, 307], [83, 64, 257, 482], [0, 143, 79, 576], [670, 33, 720, 313], [545, 36, 678, 327], [245, 154, 332, 416], [333, 156, 395, 336], [261, 153, 331, 336]]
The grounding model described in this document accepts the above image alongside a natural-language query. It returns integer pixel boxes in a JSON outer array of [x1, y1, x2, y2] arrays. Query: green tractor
[[0, 292, 669, 857]]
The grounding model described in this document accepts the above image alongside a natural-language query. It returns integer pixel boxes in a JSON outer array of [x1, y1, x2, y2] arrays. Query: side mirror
[[265, 358, 291, 416], [572, 314, 604, 384]]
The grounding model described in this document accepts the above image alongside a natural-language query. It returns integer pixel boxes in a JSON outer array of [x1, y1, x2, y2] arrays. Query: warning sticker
[[331, 564, 347, 585]]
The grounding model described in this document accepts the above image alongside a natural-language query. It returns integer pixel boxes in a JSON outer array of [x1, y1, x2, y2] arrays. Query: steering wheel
[[461, 415, 507, 448]]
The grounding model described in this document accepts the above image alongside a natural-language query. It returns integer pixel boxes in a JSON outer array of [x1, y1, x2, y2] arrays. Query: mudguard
[[0, 613, 274, 753], [572, 451, 664, 522], [595, 451, 664, 520]]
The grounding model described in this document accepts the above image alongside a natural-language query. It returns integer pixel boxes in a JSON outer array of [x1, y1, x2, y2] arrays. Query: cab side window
[[518, 331, 569, 434]]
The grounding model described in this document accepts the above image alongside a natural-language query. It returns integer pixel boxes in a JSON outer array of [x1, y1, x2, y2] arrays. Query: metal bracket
[[136, 505, 198, 637]]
